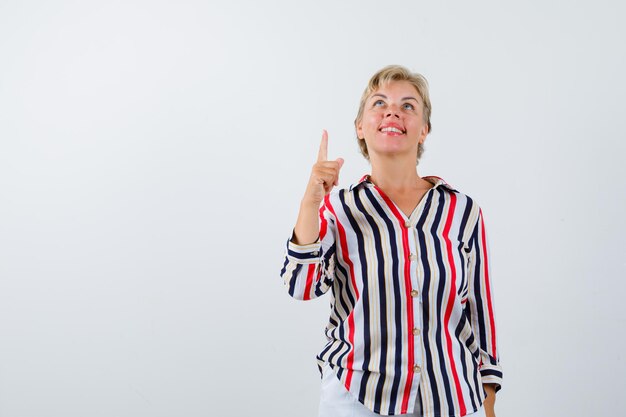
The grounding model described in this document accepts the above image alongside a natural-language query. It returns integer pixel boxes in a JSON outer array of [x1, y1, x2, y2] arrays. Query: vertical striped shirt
[[280, 175, 502, 416]]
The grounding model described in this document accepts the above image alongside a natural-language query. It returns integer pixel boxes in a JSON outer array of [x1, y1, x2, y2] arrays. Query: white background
[[1, 1, 625, 416]]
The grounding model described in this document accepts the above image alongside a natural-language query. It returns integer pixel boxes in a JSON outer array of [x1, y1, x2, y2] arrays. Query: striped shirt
[[280, 175, 502, 416]]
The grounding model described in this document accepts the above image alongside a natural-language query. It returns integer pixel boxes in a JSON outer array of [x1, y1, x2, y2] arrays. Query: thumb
[[333, 158, 344, 187]]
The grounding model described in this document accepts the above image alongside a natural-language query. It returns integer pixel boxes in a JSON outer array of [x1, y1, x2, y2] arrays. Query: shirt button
[[412, 328, 420, 336], [410, 289, 418, 297], [409, 253, 417, 260], [413, 365, 421, 372], [312, 251, 319, 256], [404, 221, 411, 228]]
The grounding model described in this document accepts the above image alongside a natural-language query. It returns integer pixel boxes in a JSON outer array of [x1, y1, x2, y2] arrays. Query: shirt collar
[[349, 174, 457, 192], [348, 174, 371, 191]]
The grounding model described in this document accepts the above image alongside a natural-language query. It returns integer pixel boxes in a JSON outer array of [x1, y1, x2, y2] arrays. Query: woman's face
[[356, 80, 428, 161]]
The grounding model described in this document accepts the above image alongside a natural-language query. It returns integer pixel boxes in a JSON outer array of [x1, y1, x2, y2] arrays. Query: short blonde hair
[[354, 65, 432, 162]]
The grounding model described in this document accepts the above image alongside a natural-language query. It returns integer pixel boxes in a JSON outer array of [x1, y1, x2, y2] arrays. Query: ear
[[418, 124, 429, 144], [356, 120, 364, 140]]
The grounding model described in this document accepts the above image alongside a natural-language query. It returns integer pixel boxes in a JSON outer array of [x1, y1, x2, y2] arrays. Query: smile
[[380, 126, 405, 134]]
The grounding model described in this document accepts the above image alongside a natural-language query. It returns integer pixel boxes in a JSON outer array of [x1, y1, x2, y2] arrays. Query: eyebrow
[[371, 93, 419, 102]]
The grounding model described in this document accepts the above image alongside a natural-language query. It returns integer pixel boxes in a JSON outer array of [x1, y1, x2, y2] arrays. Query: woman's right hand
[[292, 130, 344, 245], [302, 130, 345, 206]]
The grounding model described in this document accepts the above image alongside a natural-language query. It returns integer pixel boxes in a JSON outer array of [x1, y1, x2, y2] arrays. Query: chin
[[371, 150, 415, 160]]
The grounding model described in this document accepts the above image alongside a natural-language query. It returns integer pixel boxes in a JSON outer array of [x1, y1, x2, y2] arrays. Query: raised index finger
[[317, 129, 328, 162]]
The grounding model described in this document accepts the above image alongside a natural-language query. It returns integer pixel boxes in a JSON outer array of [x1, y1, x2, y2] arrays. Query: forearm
[[483, 384, 496, 417], [293, 199, 321, 245]]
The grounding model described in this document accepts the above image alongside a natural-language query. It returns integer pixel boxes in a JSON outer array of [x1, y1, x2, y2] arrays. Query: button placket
[[409, 227, 423, 380]]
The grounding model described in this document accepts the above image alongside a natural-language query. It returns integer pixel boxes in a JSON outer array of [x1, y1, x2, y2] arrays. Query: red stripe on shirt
[[317, 197, 330, 286], [442, 193, 466, 415], [303, 264, 315, 301]]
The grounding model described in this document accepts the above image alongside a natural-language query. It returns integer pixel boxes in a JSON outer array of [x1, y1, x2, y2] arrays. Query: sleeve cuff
[[286, 239, 322, 264], [480, 365, 503, 392]]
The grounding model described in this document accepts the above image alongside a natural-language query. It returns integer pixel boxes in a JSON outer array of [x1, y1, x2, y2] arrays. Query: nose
[[385, 104, 400, 118]]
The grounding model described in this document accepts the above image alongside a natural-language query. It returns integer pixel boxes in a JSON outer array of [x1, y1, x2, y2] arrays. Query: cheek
[[408, 118, 425, 132], [364, 113, 383, 129]]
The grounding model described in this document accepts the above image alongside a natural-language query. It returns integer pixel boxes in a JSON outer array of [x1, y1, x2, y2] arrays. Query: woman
[[280, 65, 502, 417]]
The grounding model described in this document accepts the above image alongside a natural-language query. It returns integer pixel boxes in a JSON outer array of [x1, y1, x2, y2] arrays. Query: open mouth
[[379, 126, 405, 134]]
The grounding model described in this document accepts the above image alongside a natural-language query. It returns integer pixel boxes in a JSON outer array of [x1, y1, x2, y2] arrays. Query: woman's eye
[[403, 103, 415, 110], [373, 99, 385, 107]]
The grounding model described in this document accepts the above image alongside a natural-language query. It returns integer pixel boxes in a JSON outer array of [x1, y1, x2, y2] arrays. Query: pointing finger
[[317, 129, 328, 162]]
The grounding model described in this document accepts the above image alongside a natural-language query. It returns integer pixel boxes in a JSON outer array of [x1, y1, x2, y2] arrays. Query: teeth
[[381, 127, 403, 133]]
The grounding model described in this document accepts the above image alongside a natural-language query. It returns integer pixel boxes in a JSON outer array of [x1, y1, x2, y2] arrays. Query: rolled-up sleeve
[[467, 208, 503, 391], [280, 199, 336, 301]]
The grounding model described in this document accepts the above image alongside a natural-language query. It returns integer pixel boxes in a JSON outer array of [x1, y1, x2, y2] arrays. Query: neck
[[369, 154, 425, 190]]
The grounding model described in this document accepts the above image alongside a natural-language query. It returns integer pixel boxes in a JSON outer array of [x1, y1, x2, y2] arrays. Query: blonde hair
[[354, 65, 432, 162]]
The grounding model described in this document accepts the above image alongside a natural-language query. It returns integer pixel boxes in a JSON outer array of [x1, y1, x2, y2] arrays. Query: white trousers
[[318, 363, 486, 417]]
